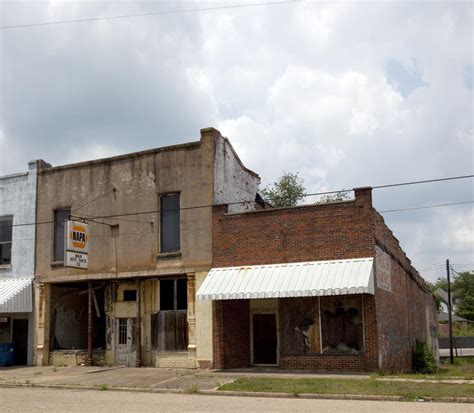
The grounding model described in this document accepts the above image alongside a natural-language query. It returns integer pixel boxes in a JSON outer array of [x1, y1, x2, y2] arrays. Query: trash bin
[[0, 343, 15, 367]]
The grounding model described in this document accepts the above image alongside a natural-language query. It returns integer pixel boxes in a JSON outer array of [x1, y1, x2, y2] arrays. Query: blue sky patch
[[384, 59, 428, 98]]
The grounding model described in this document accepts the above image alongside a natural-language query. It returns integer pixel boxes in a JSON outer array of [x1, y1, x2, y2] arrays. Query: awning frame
[[197, 258, 374, 301]]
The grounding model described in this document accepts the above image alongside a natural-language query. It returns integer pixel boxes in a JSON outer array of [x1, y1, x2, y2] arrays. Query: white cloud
[[1, 0, 472, 277]]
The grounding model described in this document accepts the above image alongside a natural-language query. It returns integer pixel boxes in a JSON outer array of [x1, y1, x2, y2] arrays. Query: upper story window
[[160, 193, 180, 253], [53, 208, 70, 262], [0, 216, 13, 265]]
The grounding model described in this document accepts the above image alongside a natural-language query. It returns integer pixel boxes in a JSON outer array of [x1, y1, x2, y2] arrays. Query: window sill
[[156, 251, 182, 260], [50, 261, 64, 267], [0, 264, 12, 270]]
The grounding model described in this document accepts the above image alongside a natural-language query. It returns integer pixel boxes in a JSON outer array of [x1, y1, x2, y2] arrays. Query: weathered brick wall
[[374, 212, 437, 372], [212, 300, 250, 369], [213, 188, 375, 267], [212, 189, 379, 371], [211, 188, 435, 372]]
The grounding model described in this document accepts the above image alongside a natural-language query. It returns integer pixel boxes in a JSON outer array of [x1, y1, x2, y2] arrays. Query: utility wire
[[2, 173, 473, 228], [372, 175, 474, 190], [0, 0, 302, 30], [378, 200, 474, 214]]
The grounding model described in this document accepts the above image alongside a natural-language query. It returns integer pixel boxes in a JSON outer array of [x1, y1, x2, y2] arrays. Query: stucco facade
[[34, 128, 259, 368], [0, 160, 46, 365]]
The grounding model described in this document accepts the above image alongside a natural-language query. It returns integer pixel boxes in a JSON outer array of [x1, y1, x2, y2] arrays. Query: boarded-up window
[[0, 216, 13, 265], [152, 277, 188, 351], [280, 297, 321, 355], [155, 311, 188, 351], [160, 194, 180, 252], [321, 296, 363, 354], [53, 209, 70, 262]]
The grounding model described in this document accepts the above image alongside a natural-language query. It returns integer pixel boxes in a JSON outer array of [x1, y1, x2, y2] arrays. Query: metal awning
[[0, 278, 33, 313], [197, 258, 374, 301]]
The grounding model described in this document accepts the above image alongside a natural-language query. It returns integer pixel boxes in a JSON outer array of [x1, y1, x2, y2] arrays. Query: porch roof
[[196, 258, 374, 301], [0, 277, 33, 313]]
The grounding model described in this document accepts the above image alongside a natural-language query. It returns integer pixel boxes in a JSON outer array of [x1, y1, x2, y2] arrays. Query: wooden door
[[252, 314, 278, 365]]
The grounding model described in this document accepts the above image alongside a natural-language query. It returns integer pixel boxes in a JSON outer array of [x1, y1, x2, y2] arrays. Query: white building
[[0, 160, 47, 365]]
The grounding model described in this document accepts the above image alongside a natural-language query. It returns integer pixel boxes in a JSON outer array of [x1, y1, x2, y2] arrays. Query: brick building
[[197, 187, 438, 373]]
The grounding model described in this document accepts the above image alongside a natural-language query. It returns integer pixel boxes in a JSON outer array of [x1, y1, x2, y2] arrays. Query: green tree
[[452, 271, 474, 321], [316, 191, 351, 204], [261, 172, 306, 208]]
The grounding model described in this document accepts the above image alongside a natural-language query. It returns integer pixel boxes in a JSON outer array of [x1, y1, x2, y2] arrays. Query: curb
[[0, 382, 473, 403]]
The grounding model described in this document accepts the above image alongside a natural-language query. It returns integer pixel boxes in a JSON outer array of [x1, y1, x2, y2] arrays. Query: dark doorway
[[12, 319, 28, 365], [252, 314, 278, 365]]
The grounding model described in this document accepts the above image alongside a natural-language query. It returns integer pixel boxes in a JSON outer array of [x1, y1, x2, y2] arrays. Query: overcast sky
[[1, 1, 473, 281]]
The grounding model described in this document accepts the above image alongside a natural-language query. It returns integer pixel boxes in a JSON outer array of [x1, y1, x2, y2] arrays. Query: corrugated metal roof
[[0, 278, 33, 313], [197, 258, 374, 301]]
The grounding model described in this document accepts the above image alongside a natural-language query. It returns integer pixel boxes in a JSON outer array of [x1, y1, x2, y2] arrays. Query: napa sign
[[65, 221, 89, 269]]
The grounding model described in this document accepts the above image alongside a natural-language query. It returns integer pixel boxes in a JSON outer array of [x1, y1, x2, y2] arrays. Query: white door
[[115, 318, 136, 367]]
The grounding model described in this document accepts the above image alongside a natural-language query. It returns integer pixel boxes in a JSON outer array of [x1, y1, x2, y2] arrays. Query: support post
[[135, 278, 142, 367], [187, 273, 196, 354], [87, 281, 93, 366], [446, 259, 454, 364]]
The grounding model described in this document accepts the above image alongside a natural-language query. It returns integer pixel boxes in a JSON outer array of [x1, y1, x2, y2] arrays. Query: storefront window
[[320, 296, 363, 354]]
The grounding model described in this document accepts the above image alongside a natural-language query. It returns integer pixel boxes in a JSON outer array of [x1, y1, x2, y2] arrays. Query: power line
[[2, 173, 473, 228], [0, 0, 302, 30], [372, 174, 474, 190], [378, 200, 474, 214]]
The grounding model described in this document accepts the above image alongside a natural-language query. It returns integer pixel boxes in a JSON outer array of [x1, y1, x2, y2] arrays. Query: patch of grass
[[219, 377, 474, 401], [375, 357, 474, 380], [99, 384, 108, 391]]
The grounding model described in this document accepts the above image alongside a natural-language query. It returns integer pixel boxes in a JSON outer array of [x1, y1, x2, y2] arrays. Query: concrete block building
[[197, 187, 438, 372], [0, 160, 46, 365], [34, 128, 260, 368]]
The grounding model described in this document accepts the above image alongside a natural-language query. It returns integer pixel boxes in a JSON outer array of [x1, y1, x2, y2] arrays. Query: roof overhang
[[0, 278, 33, 313], [197, 258, 374, 301]]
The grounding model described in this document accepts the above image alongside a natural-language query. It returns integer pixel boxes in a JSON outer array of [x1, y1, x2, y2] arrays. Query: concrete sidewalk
[[0, 366, 473, 404], [1, 366, 473, 390], [0, 366, 374, 391]]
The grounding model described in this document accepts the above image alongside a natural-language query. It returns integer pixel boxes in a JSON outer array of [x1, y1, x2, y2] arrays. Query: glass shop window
[[152, 278, 188, 351], [320, 296, 364, 354]]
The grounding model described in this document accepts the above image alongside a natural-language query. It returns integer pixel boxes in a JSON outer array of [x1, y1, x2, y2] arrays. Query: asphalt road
[[1, 387, 473, 413]]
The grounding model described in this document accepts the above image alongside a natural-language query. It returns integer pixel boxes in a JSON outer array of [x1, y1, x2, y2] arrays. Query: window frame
[[0, 216, 13, 266], [52, 208, 71, 263], [159, 192, 181, 253], [153, 277, 188, 352]]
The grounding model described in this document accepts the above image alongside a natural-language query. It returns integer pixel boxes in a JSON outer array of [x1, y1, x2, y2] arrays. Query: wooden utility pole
[[446, 259, 454, 364], [87, 280, 93, 366]]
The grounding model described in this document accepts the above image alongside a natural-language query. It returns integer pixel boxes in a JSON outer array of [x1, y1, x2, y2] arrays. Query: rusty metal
[[86, 281, 93, 366], [135, 278, 142, 367]]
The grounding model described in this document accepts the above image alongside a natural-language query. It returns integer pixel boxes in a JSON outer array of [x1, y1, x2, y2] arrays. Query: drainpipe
[[86, 281, 93, 366], [135, 278, 142, 367]]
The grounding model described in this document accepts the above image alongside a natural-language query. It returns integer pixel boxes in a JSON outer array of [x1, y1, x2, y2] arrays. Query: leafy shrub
[[412, 340, 437, 374]]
